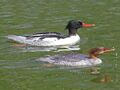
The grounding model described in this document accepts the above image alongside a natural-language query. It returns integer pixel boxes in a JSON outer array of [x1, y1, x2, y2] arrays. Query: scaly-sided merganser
[[7, 20, 95, 46], [38, 47, 115, 67]]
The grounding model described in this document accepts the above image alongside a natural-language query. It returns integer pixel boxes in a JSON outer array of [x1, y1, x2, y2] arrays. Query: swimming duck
[[7, 20, 95, 46], [38, 47, 115, 67]]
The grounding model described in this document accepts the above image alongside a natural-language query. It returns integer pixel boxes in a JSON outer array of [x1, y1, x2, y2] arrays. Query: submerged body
[[39, 54, 102, 67]]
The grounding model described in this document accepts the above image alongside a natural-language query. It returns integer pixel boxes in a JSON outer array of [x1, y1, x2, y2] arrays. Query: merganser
[[38, 47, 115, 67], [7, 20, 95, 46]]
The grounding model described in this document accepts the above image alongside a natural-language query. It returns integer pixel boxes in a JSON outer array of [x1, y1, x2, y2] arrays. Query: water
[[0, 0, 120, 90]]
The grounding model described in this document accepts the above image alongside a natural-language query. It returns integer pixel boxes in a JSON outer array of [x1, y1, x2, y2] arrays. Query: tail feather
[[6, 35, 26, 43]]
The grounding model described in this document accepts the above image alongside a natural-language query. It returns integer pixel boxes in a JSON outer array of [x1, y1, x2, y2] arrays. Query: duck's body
[[38, 47, 114, 67], [7, 32, 80, 46], [39, 54, 102, 67], [7, 20, 94, 46]]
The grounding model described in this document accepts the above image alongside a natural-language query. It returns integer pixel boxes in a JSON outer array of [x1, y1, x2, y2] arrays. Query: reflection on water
[[21, 45, 80, 52]]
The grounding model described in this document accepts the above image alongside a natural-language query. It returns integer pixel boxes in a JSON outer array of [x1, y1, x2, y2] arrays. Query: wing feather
[[25, 32, 67, 39]]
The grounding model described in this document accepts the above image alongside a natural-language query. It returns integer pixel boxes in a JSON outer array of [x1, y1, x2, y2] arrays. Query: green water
[[0, 0, 119, 90]]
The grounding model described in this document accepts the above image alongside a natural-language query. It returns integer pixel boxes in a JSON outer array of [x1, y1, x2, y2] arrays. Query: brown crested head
[[89, 47, 115, 58]]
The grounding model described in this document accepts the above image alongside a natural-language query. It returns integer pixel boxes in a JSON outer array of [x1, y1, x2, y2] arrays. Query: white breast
[[28, 34, 80, 46], [55, 34, 80, 46]]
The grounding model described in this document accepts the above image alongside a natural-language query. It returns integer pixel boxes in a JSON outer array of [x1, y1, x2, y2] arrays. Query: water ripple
[[0, 12, 14, 18], [20, 45, 80, 52], [9, 23, 33, 29]]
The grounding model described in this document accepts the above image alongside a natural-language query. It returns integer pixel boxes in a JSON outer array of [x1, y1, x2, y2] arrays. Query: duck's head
[[89, 47, 115, 59], [65, 20, 95, 36]]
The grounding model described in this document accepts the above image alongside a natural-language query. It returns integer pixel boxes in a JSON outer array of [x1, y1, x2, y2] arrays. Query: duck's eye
[[79, 22, 83, 26]]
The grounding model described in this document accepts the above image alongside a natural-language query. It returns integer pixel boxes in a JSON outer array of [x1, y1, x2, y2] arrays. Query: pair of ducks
[[7, 20, 115, 67]]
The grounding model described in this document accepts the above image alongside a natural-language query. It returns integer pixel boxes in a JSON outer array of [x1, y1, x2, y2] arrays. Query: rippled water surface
[[0, 0, 119, 90]]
